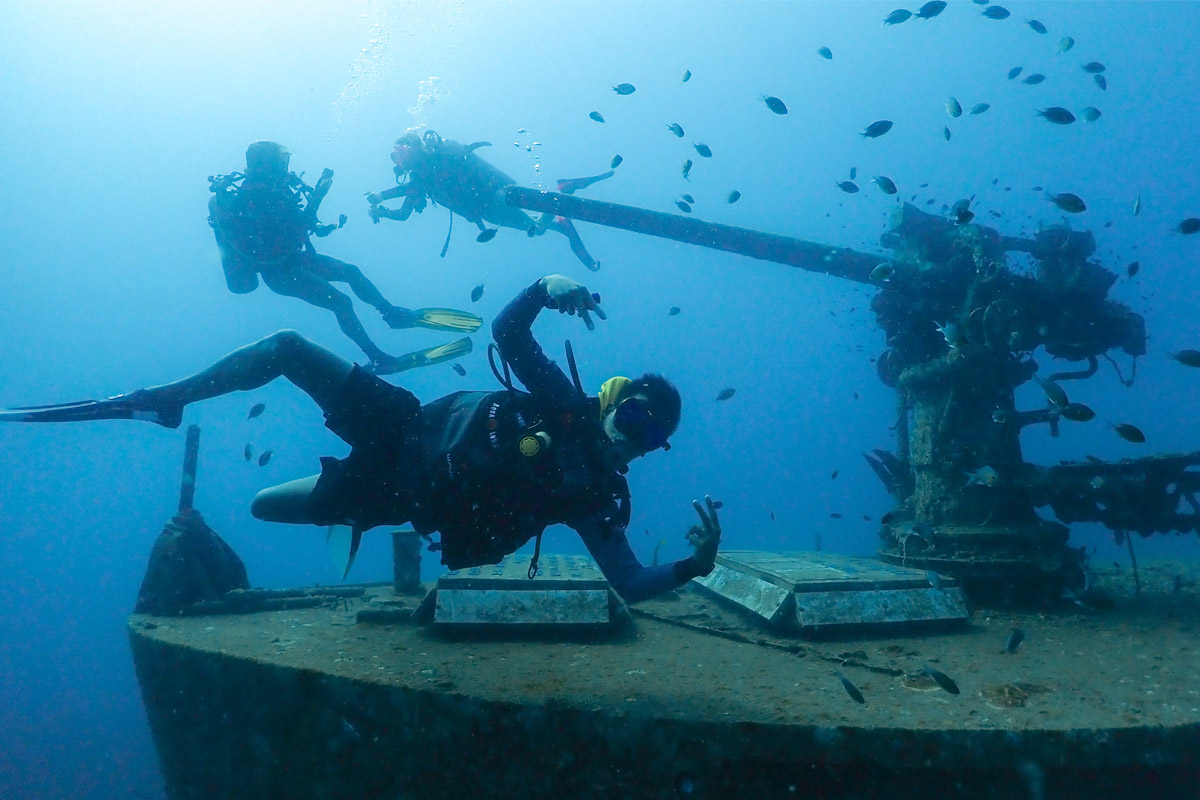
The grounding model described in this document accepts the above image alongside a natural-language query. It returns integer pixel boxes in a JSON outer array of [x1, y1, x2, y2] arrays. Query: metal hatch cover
[[429, 554, 624, 627], [692, 550, 969, 632]]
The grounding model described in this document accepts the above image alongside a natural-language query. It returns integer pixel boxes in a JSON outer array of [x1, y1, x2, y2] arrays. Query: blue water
[[1, 2, 1198, 797]]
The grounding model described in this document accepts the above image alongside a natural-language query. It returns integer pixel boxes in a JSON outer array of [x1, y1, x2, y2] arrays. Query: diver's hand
[[316, 168, 334, 192], [541, 274, 606, 331], [685, 495, 721, 576]]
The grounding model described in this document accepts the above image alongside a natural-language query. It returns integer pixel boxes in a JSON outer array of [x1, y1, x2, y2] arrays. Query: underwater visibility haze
[[1, 2, 1199, 798]]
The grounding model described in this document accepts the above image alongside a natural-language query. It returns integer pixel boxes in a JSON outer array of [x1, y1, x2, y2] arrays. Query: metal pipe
[[179, 425, 200, 513], [504, 186, 883, 284]]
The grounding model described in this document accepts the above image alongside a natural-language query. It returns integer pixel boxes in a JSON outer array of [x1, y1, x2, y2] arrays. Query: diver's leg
[[250, 474, 321, 523], [149, 330, 354, 414], [304, 254, 392, 310], [260, 263, 396, 366]]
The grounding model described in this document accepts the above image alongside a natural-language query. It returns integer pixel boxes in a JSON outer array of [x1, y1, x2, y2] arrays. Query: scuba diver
[[366, 130, 612, 272], [0, 275, 720, 602], [209, 141, 483, 375]]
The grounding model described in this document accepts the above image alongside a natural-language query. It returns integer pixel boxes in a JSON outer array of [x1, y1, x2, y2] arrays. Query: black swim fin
[[0, 390, 182, 428]]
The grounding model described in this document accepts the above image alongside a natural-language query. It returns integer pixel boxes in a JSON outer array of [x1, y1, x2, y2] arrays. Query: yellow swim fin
[[371, 337, 473, 376], [384, 306, 483, 333]]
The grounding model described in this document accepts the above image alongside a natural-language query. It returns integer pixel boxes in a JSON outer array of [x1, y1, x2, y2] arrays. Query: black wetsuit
[[308, 280, 704, 601]]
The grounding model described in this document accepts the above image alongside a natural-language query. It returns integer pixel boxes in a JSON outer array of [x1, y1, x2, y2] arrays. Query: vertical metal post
[[179, 425, 200, 513], [392, 530, 422, 593]]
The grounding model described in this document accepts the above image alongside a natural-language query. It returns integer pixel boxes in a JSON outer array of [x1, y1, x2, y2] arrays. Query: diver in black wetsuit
[[208, 141, 482, 374], [0, 276, 719, 602], [366, 130, 612, 271]]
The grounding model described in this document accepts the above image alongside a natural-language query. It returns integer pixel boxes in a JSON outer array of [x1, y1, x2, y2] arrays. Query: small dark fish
[[872, 176, 898, 195], [831, 470, 839, 480], [682, 159, 693, 181], [1170, 349, 1200, 367], [470, 283, 484, 302], [830, 512, 843, 519], [860, 120, 894, 138], [244, 444, 253, 461], [1126, 261, 1140, 279], [610, 154, 623, 169], [258, 450, 273, 467], [1133, 195, 1141, 216], [451, 363, 466, 376], [1035, 375, 1069, 408], [762, 95, 788, 115], [716, 387, 736, 402], [849, 166, 857, 180], [248, 403, 266, 420], [711, 500, 724, 510], [1037, 107, 1075, 124], [1060, 402, 1096, 422], [1058, 36, 1075, 53], [862, 514, 872, 521], [1094, 74, 1107, 91], [475, 228, 497, 243], [981, 5, 1010, 19], [883, 9, 912, 26], [1022, 73, 1046, 85], [668, 306, 681, 316], [727, 190, 741, 204], [1112, 423, 1146, 443], [817, 46, 833, 60], [969, 103, 990, 116], [946, 97, 962, 118], [1007, 66, 1023, 80], [681, 193, 695, 204], [681, 69, 692, 83], [916, 1, 947, 19], [1081, 107, 1101, 122], [925, 666, 960, 694], [1177, 218, 1200, 234], [1005, 628, 1026, 653], [693, 143, 712, 158], [837, 672, 866, 704], [837, 181, 860, 194], [612, 82, 636, 95], [951, 198, 974, 224], [1046, 191, 1087, 213], [1026, 18, 1047, 34], [1082, 61, 1106, 74], [588, 111, 605, 123], [667, 122, 685, 137], [674, 199, 692, 213], [769, 509, 776, 521], [943, 126, 951, 141]]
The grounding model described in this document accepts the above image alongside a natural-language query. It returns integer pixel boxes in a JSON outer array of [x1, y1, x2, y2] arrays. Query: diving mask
[[391, 144, 417, 170], [613, 397, 670, 452]]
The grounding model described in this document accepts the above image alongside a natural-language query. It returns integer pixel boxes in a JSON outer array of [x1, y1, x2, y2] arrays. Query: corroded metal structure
[[506, 189, 1200, 601]]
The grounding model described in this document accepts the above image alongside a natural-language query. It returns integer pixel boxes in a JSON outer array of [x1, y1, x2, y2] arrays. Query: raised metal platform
[[693, 550, 970, 632], [419, 554, 627, 628]]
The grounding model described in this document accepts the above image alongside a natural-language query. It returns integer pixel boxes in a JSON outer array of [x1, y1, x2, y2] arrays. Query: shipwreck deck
[[130, 559, 1200, 800]]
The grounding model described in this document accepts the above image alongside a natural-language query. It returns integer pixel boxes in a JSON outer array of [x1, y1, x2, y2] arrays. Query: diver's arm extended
[[491, 278, 582, 404], [573, 518, 709, 603], [367, 184, 409, 204]]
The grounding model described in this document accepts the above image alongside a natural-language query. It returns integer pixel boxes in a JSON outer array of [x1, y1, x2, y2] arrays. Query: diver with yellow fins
[[208, 141, 481, 375], [366, 130, 613, 271], [0, 276, 720, 603]]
